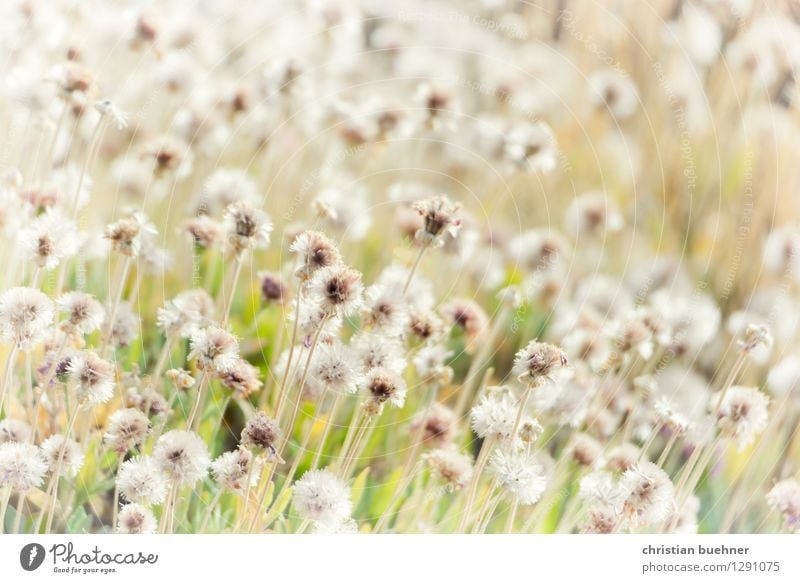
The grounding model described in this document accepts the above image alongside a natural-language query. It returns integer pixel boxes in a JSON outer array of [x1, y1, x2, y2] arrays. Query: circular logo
[[19, 543, 46, 572]]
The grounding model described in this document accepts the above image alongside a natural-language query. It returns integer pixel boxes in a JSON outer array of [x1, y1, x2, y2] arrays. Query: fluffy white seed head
[[292, 468, 352, 526], [153, 430, 210, 487], [0, 442, 49, 492]]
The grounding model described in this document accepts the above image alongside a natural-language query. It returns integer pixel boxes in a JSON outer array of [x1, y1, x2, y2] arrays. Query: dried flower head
[[223, 201, 273, 254], [766, 479, 800, 531], [425, 447, 474, 491], [0, 287, 55, 349], [218, 357, 263, 399], [117, 503, 157, 534], [259, 271, 288, 305], [440, 298, 488, 341], [104, 408, 151, 455], [738, 323, 773, 354], [20, 209, 81, 270], [211, 448, 260, 493], [513, 340, 568, 385], [715, 386, 770, 450], [308, 342, 360, 396], [184, 216, 225, 249], [157, 289, 215, 338], [489, 450, 548, 505], [0, 418, 31, 445], [412, 195, 462, 248], [618, 462, 675, 527], [362, 367, 407, 412], [0, 442, 49, 492], [41, 435, 85, 476], [290, 230, 342, 280], [104, 211, 156, 257], [292, 468, 352, 526], [189, 326, 239, 373], [241, 412, 282, 457], [166, 368, 196, 391], [68, 350, 115, 405], [57, 292, 105, 335], [411, 402, 457, 446], [503, 121, 558, 172], [308, 264, 364, 318], [470, 389, 517, 440], [153, 430, 210, 486], [116, 456, 168, 505]]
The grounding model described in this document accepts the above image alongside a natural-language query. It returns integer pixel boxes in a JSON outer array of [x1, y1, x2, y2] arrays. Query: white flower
[[361, 367, 408, 411], [189, 326, 240, 373], [20, 209, 81, 270], [513, 340, 568, 385], [67, 351, 115, 405], [211, 448, 260, 493], [489, 450, 547, 505], [308, 342, 360, 396], [564, 191, 624, 238], [766, 479, 800, 531], [104, 408, 151, 455], [579, 471, 623, 508], [292, 468, 352, 526], [153, 431, 210, 487], [470, 390, 517, 440], [289, 230, 342, 280], [425, 447, 474, 490], [0, 287, 55, 349], [201, 167, 259, 213], [57, 292, 105, 335], [40, 435, 84, 476], [618, 462, 675, 527], [0, 418, 31, 444], [308, 264, 364, 318], [767, 356, 800, 397], [117, 503, 157, 534], [157, 289, 215, 338], [351, 332, 406, 375], [116, 457, 168, 505], [362, 283, 409, 336], [715, 386, 770, 450], [95, 99, 129, 130], [412, 343, 453, 383], [588, 68, 639, 119], [503, 121, 558, 172], [0, 442, 49, 492], [314, 184, 372, 241], [223, 201, 273, 254]]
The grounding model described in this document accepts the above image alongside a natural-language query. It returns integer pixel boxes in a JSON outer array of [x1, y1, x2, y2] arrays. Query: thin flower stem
[[152, 335, 176, 382], [455, 304, 510, 416], [457, 435, 496, 533], [221, 254, 245, 327], [339, 415, 375, 480], [505, 500, 519, 533], [656, 431, 680, 468], [374, 389, 437, 532], [0, 345, 19, 417], [199, 489, 224, 533], [311, 392, 342, 470], [44, 403, 81, 534], [102, 256, 132, 357], [12, 492, 26, 534], [111, 454, 122, 531], [273, 285, 303, 420], [0, 488, 10, 534], [402, 246, 427, 296], [278, 316, 328, 451], [187, 373, 209, 431]]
